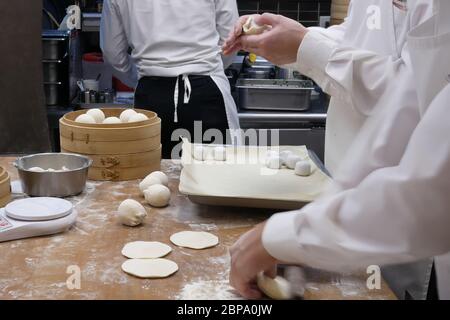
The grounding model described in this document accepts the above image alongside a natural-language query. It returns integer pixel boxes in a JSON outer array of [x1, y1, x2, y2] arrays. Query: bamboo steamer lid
[[331, 0, 350, 25]]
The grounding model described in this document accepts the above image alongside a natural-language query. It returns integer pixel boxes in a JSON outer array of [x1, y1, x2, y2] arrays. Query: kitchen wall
[[238, 0, 331, 26]]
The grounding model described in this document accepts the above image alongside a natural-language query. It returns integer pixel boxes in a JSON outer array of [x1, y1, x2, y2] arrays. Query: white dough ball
[[193, 146, 206, 161], [144, 184, 171, 208], [295, 160, 312, 176], [266, 156, 282, 169], [86, 108, 105, 123], [285, 155, 303, 169], [28, 167, 45, 172], [279, 150, 294, 165], [120, 109, 137, 123], [148, 171, 169, 186], [118, 199, 148, 227], [75, 114, 96, 124], [47, 168, 56, 172], [213, 146, 227, 161], [139, 175, 162, 193], [103, 116, 122, 124], [128, 113, 149, 123]]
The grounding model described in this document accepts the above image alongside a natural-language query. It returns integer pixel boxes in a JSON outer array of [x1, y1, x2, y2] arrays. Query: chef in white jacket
[[101, 0, 241, 159], [223, 0, 432, 175], [229, 0, 450, 300]]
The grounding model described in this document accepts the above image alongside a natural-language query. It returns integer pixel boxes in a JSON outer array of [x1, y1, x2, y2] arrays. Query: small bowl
[[14, 153, 92, 197]]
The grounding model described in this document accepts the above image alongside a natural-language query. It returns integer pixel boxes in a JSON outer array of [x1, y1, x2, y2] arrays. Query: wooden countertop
[[0, 158, 396, 300]]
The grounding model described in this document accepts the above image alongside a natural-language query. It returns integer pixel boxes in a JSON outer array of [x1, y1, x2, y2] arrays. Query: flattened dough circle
[[121, 241, 172, 259], [170, 231, 219, 250], [121, 258, 178, 278]]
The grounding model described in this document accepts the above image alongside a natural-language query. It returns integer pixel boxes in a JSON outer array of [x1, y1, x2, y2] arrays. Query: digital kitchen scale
[[0, 197, 77, 242]]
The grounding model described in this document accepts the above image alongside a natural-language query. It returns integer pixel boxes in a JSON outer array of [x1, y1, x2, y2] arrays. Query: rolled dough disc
[[121, 241, 172, 259], [170, 231, 219, 250], [257, 272, 293, 300], [121, 258, 178, 278]]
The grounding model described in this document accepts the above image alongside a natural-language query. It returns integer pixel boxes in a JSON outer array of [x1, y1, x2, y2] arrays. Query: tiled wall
[[238, 0, 331, 26]]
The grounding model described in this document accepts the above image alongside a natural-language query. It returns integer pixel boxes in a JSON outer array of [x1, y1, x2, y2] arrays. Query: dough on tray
[[121, 241, 172, 259], [121, 258, 178, 278], [170, 231, 219, 250]]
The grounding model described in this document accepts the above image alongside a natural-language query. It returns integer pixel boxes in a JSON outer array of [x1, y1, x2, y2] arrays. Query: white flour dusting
[[176, 279, 242, 300]]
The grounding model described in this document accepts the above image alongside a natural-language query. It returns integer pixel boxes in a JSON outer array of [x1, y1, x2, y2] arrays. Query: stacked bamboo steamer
[[0, 166, 11, 207], [331, 0, 350, 25], [60, 108, 161, 181]]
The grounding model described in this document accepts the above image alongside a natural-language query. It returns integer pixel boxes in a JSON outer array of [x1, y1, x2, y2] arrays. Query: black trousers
[[135, 75, 229, 159]]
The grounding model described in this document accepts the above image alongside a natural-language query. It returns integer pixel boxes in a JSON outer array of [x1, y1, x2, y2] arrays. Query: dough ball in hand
[[75, 114, 96, 124], [118, 199, 148, 227], [257, 272, 293, 300], [128, 113, 149, 123], [120, 109, 137, 123], [148, 171, 169, 186], [103, 116, 122, 124], [144, 184, 171, 207], [265, 156, 282, 169], [86, 108, 105, 123], [139, 175, 162, 193], [242, 16, 269, 35], [295, 160, 312, 176]]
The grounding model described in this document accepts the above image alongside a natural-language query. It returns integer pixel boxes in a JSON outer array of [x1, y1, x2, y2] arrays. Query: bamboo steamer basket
[[59, 108, 162, 181], [0, 166, 11, 207], [331, 0, 350, 25]]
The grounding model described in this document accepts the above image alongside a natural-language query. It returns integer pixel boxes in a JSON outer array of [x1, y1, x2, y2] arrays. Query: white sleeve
[[100, 0, 138, 88], [293, 2, 432, 116], [262, 85, 450, 273], [215, 0, 239, 69]]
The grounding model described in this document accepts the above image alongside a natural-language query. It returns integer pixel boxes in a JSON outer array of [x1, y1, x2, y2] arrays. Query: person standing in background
[[101, 0, 241, 159]]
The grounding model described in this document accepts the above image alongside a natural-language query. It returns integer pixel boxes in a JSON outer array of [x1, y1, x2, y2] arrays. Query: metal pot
[[14, 153, 92, 197]]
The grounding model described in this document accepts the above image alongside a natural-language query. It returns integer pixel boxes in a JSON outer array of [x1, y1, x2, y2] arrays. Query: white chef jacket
[[100, 0, 238, 85], [262, 0, 450, 278], [294, 0, 433, 175]]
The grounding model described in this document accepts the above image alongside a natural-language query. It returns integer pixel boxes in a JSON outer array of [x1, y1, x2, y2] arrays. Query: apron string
[[173, 74, 192, 123]]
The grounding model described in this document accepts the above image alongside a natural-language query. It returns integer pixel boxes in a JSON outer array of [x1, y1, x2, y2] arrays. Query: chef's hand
[[222, 13, 309, 66], [229, 222, 278, 299]]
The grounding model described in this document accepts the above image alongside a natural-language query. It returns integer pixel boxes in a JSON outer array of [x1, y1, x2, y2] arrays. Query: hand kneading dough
[[121, 241, 172, 259], [119, 109, 137, 123], [243, 16, 269, 35], [170, 231, 219, 249], [257, 272, 293, 300], [103, 116, 122, 124], [86, 108, 105, 123], [139, 175, 162, 193], [295, 160, 312, 176], [128, 113, 149, 123], [148, 171, 169, 186], [144, 184, 171, 207], [121, 258, 178, 278], [118, 199, 147, 227], [75, 114, 96, 124]]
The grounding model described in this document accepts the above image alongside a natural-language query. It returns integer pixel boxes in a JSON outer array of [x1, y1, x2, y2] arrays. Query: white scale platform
[[0, 197, 77, 242]]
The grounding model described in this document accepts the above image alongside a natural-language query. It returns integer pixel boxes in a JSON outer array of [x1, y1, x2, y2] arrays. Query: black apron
[[135, 75, 229, 159]]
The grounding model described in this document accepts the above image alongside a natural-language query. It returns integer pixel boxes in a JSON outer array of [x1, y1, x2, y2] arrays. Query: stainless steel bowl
[[14, 153, 92, 197]]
